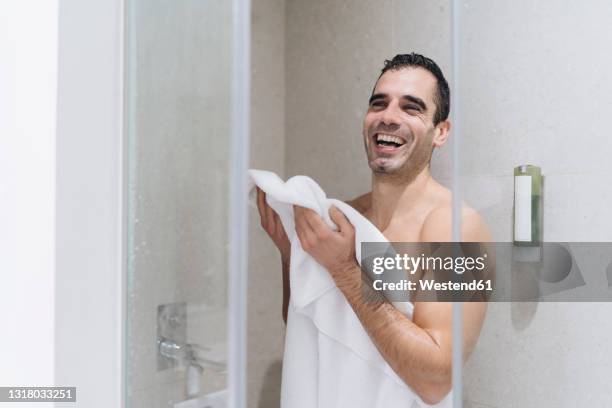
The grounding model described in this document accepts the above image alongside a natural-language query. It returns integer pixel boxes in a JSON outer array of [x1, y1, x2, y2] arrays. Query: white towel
[[248, 169, 452, 408]]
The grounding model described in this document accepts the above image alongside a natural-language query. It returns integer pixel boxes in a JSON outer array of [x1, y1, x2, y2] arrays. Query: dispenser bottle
[[513, 164, 543, 246]]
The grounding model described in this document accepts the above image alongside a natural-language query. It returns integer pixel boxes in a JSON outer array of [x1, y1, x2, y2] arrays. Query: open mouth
[[374, 133, 406, 149]]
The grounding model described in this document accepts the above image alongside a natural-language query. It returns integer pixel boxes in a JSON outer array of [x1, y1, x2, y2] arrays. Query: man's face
[[362, 67, 447, 179]]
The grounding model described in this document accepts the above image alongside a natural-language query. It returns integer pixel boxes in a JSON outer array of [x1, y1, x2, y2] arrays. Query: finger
[[329, 205, 352, 234], [293, 206, 305, 233], [265, 200, 276, 232], [256, 187, 267, 221], [295, 206, 317, 235], [294, 206, 315, 247], [274, 212, 286, 237], [293, 207, 307, 247], [302, 208, 331, 238]]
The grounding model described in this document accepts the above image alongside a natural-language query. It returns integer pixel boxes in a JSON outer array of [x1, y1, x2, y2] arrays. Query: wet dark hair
[[376, 53, 450, 125]]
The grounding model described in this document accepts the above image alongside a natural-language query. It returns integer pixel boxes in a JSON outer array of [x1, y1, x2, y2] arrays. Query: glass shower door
[[454, 1, 612, 407], [124, 1, 247, 407]]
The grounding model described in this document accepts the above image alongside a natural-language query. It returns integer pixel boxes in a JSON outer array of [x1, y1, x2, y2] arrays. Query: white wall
[[0, 2, 57, 407], [55, 0, 124, 407], [458, 1, 612, 407], [1, 2, 124, 407]]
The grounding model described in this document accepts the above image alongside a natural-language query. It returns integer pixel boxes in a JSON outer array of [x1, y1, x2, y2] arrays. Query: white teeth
[[376, 133, 405, 145]]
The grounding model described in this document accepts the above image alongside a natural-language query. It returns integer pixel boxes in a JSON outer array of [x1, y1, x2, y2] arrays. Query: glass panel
[[125, 1, 233, 407], [458, 1, 612, 407]]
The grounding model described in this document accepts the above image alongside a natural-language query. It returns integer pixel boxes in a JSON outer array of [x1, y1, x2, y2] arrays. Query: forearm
[[281, 256, 290, 324], [338, 265, 451, 403]]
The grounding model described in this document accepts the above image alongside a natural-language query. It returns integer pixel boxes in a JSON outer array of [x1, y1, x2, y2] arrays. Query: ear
[[432, 120, 451, 148]]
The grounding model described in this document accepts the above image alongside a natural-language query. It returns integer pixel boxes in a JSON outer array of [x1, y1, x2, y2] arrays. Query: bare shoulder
[[420, 202, 491, 242], [345, 192, 371, 215]]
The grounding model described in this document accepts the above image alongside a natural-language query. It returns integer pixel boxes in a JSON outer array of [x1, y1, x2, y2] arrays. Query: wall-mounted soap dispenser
[[511, 164, 544, 306], [513, 164, 543, 246]]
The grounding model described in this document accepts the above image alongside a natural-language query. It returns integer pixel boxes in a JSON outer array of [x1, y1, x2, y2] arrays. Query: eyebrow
[[368, 93, 428, 112]]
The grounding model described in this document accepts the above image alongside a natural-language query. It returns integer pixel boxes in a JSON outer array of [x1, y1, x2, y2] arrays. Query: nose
[[379, 100, 401, 127]]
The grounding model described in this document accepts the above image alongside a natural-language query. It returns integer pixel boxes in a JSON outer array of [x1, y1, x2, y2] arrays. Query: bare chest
[[364, 212, 429, 243], [381, 222, 424, 242]]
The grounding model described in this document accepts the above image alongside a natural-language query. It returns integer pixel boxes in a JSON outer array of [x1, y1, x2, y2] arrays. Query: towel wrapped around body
[[248, 169, 452, 408]]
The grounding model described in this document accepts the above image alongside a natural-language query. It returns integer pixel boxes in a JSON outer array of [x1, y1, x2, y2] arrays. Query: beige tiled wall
[[285, 0, 394, 199], [248, 0, 286, 407], [458, 1, 612, 406]]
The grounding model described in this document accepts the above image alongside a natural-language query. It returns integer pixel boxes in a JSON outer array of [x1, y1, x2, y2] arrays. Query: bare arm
[[293, 204, 490, 404], [281, 256, 290, 323], [345, 207, 489, 403], [338, 272, 454, 404]]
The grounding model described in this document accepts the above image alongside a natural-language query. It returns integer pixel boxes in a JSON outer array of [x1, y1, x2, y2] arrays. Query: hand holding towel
[[248, 169, 451, 408]]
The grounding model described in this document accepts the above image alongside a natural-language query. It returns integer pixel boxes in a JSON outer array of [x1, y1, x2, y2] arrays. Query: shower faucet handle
[[158, 338, 206, 365], [158, 338, 225, 373]]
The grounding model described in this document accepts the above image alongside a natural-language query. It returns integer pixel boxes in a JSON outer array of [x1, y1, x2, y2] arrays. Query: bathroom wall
[[55, 0, 124, 406], [1, 0, 57, 397], [126, 1, 232, 407], [458, 1, 612, 407], [248, 0, 286, 407]]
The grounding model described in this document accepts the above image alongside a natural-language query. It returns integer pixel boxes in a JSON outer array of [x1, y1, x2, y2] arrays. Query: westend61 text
[[372, 279, 493, 292]]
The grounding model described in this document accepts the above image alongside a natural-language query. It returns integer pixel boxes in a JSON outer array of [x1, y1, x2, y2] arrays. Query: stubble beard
[[365, 135, 432, 185]]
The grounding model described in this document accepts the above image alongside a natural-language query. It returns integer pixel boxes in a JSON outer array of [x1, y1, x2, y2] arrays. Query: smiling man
[[257, 53, 490, 405]]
